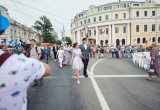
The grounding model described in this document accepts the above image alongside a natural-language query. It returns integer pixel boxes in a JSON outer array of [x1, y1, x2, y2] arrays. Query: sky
[[1, 0, 160, 39]]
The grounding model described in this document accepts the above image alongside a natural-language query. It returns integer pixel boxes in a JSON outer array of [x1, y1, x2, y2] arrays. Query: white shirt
[[0, 53, 45, 110], [30, 45, 41, 59], [84, 44, 87, 50]]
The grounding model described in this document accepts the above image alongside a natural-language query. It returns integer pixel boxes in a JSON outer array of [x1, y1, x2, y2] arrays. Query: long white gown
[[72, 49, 84, 69]]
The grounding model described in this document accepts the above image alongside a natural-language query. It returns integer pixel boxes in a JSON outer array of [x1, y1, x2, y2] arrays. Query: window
[[122, 39, 125, 45], [99, 29, 103, 35], [133, 4, 139, 6], [105, 15, 108, 20], [152, 37, 156, 43], [152, 24, 155, 32], [100, 40, 103, 45], [88, 19, 90, 23], [105, 40, 108, 44], [152, 11, 155, 16], [159, 24, 160, 31], [144, 11, 147, 17], [94, 30, 96, 35], [123, 26, 126, 33], [115, 27, 119, 34], [115, 14, 118, 19], [136, 11, 139, 17], [81, 32, 83, 37], [137, 38, 141, 44], [77, 23, 78, 27], [144, 25, 147, 32], [84, 20, 86, 24], [99, 16, 102, 21], [143, 38, 146, 43], [123, 13, 126, 18], [80, 21, 82, 25], [93, 17, 96, 22], [158, 37, 160, 43], [136, 25, 139, 32], [106, 28, 109, 34]]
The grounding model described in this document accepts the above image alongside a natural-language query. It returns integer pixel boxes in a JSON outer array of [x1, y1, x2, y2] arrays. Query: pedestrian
[[70, 43, 83, 84], [121, 45, 125, 58], [0, 46, 51, 110], [92, 45, 96, 58], [0, 13, 52, 110], [57, 46, 64, 68], [105, 45, 110, 57], [146, 43, 160, 81], [62, 44, 71, 66], [79, 38, 92, 78], [53, 44, 59, 61], [30, 39, 43, 87], [111, 45, 115, 58], [43, 45, 50, 64], [118, 46, 122, 59]]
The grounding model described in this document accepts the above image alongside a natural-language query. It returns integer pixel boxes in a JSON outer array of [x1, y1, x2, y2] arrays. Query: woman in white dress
[[57, 46, 64, 67], [70, 43, 83, 84]]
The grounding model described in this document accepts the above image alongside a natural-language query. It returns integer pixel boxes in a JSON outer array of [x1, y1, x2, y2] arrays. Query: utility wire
[[9, 0, 71, 20], [34, 0, 73, 16]]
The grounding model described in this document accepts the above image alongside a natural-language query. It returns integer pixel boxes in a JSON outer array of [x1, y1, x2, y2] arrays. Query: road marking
[[71, 76, 85, 78], [88, 58, 110, 110], [44, 76, 56, 79], [93, 75, 148, 78]]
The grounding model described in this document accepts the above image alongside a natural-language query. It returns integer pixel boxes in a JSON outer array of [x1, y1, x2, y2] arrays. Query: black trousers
[[82, 59, 89, 75], [112, 52, 115, 57], [54, 52, 57, 60]]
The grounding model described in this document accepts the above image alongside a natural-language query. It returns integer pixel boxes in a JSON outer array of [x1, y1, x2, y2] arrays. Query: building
[[0, 5, 40, 45], [71, 0, 160, 46]]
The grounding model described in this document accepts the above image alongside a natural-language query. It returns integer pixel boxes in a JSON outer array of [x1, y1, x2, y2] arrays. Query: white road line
[[44, 76, 56, 79], [88, 58, 110, 110], [93, 75, 148, 78], [71, 75, 85, 78]]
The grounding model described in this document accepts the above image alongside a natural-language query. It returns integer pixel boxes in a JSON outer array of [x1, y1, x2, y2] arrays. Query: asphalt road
[[27, 57, 160, 110]]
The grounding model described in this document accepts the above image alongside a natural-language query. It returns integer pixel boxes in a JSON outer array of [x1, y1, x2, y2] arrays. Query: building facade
[[0, 5, 40, 45], [71, 0, 160, 46]]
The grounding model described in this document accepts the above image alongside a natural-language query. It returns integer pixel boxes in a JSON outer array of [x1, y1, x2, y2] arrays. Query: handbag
[[148, 63, 155, 73]]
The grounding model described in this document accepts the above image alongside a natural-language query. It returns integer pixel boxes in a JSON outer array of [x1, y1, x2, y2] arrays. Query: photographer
[[0, 14, 52, 110]]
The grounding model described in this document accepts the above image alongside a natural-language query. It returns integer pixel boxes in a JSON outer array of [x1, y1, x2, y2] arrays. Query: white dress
[[58, 50, 64, 62], [72, 49, 84, 69]]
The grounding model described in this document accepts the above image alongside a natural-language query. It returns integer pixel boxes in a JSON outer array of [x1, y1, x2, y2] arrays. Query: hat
[[0, 15, 10, 33], [30, 39, 36, 42]]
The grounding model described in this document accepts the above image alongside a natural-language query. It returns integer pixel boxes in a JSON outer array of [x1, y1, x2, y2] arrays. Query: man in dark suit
[[79, 38, 92, 78], [53, 44, 59, 61]]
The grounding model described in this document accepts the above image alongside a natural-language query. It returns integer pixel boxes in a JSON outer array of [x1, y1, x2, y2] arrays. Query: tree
[[33, 16, 56, 43], [65, 36, 72, 45], [56, 40, 62, 45]]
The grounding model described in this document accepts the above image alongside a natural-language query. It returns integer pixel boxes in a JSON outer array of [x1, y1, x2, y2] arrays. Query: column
[[108, 25, 112, 46], [77, 30, 81, 44], [96, 26, 99, 45], [112, 24, 116, 46], [127, 23, 131, 45], [120, 39, 122, 46]]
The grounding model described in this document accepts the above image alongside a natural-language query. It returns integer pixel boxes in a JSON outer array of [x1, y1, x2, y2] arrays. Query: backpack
[[35, 46, 44, 59]]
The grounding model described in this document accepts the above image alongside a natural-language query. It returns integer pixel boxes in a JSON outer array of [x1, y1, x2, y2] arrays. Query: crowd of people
[[90, 44, 152, 59]]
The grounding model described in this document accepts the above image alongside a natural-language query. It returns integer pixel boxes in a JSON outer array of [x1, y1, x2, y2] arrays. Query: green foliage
[[65, 36, 72, 45], [33, 16, 57, 43], [56, 40, 62, 45]]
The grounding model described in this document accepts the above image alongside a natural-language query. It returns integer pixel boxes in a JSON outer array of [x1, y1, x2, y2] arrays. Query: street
[[27, 57, 160, 110]]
